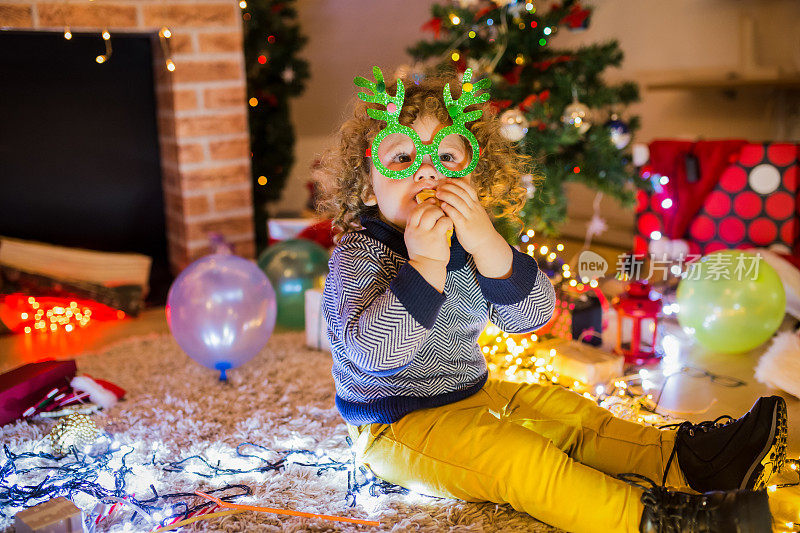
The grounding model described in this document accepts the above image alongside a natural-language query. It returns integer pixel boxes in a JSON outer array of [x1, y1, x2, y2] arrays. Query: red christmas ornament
[[502, 65, 523, 85], [519, 94, 538, 113], [474, 6, 493, 21], [560, 3, 592, 29], [489, 99, 513, 115], [421, 17, 443, 39], [531, 55, 573, 71]]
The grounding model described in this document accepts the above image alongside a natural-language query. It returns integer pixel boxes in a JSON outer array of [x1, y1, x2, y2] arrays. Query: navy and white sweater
[[323, 207, 556, 426]]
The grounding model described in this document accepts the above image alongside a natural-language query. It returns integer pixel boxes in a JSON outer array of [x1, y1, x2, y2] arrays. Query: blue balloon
[[166, 254, 277, 380]]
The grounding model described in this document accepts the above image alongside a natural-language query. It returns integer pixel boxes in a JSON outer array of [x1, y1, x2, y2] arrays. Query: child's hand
[[405, 200, 453, 265], [436, 178, 501, 256]]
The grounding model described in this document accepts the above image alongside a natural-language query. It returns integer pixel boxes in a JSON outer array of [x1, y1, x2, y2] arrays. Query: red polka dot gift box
[[635, 141, 799, 258]]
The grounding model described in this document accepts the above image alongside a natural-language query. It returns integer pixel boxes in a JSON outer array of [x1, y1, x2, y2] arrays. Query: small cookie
[[415, 188, 452, 246]]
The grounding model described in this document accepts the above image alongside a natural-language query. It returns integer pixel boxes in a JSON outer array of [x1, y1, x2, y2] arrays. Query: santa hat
[[70, 375, 126, 410]]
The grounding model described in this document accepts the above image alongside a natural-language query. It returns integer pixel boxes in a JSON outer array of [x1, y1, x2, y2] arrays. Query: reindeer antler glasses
[[354, 66, 491, 180]]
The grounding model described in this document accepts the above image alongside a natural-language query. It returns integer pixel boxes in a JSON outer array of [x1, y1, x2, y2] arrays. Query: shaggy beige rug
[[0, 333, 560, 532]]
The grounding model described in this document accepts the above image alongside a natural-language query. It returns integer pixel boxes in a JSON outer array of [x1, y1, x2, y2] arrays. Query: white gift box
[[268, 218, 317, 240], [305, 289, 331, 352], [535, 338, 624, 386]]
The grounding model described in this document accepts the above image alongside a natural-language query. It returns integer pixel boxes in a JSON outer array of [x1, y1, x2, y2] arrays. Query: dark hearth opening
[[0, 30, 171, 305]]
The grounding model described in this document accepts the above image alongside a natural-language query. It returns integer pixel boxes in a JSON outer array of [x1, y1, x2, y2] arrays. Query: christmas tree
[[241, 0, 310, 252], [407, 0, 642, 239]]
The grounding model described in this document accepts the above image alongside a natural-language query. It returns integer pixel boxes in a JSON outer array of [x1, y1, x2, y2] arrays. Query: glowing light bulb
[[257, 176, 268, 186], [450, 15, 460, 25], [451, 51, 460, 61], [102, 30, 110, 40], [166, 59, 175, 71], [239, 0, 247, 7], [556, 243, 564, 251], [650, 231, 662, 240], [96, 55, 106, 64], [249, 97, 258, 107], [661, 198, 673, 209], [64, 30, 72, 40], [660, 175, 669, 185], [468, 30, 476, 38]]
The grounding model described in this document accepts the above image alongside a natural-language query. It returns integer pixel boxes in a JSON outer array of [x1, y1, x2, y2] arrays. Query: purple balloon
[[166, 254, 277, 380]]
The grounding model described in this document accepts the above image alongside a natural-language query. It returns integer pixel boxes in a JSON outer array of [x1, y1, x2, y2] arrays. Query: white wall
[[272, 0, 800, 246]]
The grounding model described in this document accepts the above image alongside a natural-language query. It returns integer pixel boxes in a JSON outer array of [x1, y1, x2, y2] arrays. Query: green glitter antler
[[353, 66, 404, 124], [353, 66, 491, 180], [443, 68, 491, 126]]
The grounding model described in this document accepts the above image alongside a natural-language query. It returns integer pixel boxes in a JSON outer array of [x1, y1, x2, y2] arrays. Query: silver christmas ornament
[[606, 114, 631, 149], [521, 174, 536, 198], [561, 88, 591, 134], [499, 108, 528, 142]]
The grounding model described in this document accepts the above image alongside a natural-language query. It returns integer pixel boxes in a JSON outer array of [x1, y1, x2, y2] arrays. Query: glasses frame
[[371, 124, 479, 180]]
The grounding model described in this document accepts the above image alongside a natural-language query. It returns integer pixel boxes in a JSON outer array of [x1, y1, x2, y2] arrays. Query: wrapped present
[[14, 496, 84, 533], [0, 360, 76, 426], [689, 143, 799, 255], [635, 141, 800, 258], [304, 289, 331, 352], [534, 337, 624, 386], [535, 283, 605, 345]]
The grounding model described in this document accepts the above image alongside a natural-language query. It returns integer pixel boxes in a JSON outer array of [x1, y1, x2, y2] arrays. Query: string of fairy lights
[[4, 362, 800, 531], [439, 1, 551, 72], [59, 0, 175, 71], [0, 436, 379, 531]]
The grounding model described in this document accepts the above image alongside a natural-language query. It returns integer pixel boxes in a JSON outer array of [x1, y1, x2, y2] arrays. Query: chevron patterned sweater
[[323, 208, 556, 425]]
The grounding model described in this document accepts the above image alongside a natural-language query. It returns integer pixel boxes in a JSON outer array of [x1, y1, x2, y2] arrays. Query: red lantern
[[611, 281, 662, 365]]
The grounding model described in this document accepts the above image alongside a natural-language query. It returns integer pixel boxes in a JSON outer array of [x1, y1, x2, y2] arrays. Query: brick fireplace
[[0, 0, 255, 273]]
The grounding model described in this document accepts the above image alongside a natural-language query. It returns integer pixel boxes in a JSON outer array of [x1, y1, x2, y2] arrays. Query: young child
[[317, 66, 787, 533]]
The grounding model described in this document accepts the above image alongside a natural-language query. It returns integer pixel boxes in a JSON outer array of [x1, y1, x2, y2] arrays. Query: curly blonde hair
[[315, 69, 537, 243]]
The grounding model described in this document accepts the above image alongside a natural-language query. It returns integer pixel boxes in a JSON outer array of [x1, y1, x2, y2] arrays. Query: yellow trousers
[[347, 379, 689, 533]]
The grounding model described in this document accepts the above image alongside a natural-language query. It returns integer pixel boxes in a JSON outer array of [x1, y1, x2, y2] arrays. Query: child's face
[[367, 114, 472, 230]]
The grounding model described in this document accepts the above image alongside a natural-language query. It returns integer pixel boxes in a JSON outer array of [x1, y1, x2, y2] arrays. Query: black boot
[[660, 395, 787, 492], [618, 473, 773, 533]]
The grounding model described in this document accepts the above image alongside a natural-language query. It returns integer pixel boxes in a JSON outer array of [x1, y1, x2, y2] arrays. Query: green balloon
[[676, 249, 785, 353], [257, 239, 330, 329]]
